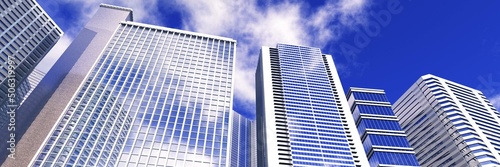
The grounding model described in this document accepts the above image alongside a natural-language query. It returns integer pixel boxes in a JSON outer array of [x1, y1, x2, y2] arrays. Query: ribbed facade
[[30, 19, 236, 166], [230, 111, 251, 167], [393, 74, 500, 166], [250, 120, 257, 167], [256, 43, 368, 167], [0, 0, 62, 130], [347, 87, 419, 167]]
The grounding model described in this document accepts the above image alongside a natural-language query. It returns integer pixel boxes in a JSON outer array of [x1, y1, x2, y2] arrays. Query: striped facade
[[347, 87, 419, 167], [393, 74, 500, 166], [230, 111, 252, 167]]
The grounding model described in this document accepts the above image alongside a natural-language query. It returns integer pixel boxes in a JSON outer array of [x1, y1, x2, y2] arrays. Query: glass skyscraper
[[2, 4, 133, 166], [393, 74, 500, 166], [230, 111, 252, 167], [256, 43, 368, 166], [29, 19, 237, 166], [0, 3, 240, 167], [347, 87, 419, 167], [0, 0, 62, 163]]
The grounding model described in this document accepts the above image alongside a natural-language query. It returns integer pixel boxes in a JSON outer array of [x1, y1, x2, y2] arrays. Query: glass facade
[[256, 43, 367, 167], [229, 111, 251, 167], [278, 44, 355, 167], [347, 88, 419, 167], [0, 0, 62, 130], [393, 74, 500, 166], [32, 22, 236, 166]]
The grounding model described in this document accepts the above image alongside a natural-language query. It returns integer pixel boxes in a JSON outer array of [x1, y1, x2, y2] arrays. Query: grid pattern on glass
[[352, 92, 389, 102], [32, 22, 235, 167], [369, 152, 420, 166], [348, 89, 419, 166], [276, 44, 355, 167], [229, 112, 251, 167], [0, 0, 62, 128]]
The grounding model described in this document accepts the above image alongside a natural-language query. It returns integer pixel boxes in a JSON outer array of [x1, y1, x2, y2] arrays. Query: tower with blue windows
[[347, 87, 420, 167], [256, 44, 369, 167]]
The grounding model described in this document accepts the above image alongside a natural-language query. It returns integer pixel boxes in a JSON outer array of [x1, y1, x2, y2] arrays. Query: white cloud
[[171, 0, 369, 116], [490, 94, 500, 110]]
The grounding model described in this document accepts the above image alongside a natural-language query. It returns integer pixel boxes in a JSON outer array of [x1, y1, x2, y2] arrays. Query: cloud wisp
[[490, 94, 500, 110], [39, 0, 371, 116], [171, 0, 370, 117]]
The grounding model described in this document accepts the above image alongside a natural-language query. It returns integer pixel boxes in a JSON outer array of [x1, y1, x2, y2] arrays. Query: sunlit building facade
[[393, 74, 500, 166], [256, 43, 368, 166], [347, 87, 419, 167]]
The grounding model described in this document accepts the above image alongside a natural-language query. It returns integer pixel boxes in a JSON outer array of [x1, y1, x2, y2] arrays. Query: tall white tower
[[255, 43, 368, 167]]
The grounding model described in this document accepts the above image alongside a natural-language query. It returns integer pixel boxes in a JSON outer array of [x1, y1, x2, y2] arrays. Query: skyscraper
[[347, 87, 419, 167], [0, 0, 62, 163], [230, 111, 252, 167], [3, 4, 238, 167], [1, 4, 132, 166], [255, 43, 368, 166], [393, 74, 500, 166]]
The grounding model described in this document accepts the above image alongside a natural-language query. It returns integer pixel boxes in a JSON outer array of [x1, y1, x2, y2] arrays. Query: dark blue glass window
[[369, 152, 419, 166], [352, 92, 389, 102], [358, 119, 403, 134], [356, 105, 395, 116], [366, 134, 411, 148]]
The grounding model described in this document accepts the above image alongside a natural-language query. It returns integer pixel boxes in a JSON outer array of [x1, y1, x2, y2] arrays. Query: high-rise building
[[255, 43, 369, 166], [2, 4, 239, 167], [1, 4, 132, 166], [0, 0, 62, 163], [230, 111, 252, 167], [347, 87, 419, 167], [393, 74, 500, 166]]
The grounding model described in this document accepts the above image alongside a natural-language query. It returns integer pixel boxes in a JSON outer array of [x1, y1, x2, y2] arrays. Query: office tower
[[2, 4, 238, 167], [393, 74, 500, 166], [230, 111, 252, 167], [347, 87, 419, 167], [255, 43, 369, 166], [1, 4, 132, 166], [0, 0, 62, 163]]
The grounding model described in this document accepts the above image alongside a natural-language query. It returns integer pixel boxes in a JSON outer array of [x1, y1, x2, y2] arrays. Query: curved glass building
[[393, 74, 500, 166]]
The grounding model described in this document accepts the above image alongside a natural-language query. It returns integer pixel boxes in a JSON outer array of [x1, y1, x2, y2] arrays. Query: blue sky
[[37, 0, 500, 119]]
